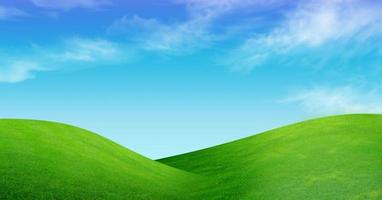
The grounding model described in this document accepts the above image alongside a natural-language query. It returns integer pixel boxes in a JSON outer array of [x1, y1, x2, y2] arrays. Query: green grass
[[1, 114, 382, 199], [0, 119, 204, 200], [159, 114, 382, 199]]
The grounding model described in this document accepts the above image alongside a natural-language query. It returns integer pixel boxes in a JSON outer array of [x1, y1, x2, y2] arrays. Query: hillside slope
[[1, 115, 382, 200], [159, 114, 382, 199], [0, 119, 204, 200]]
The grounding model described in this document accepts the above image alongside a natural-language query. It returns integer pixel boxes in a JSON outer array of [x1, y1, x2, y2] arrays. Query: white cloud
[[262, 0, 381, 48], [0, 37, 122, 83], [285, 86, 382, 115], [177, 0, 250, 18], [108, 15, 212, 54], [227, 0, 382, 71], [57, 37, 120, 62], [31, 0, 110, 10], [0, 61, 44, 83], [0, 5, 27, 20], [108, 0, 287, 54], [177, 0, 284, 17]]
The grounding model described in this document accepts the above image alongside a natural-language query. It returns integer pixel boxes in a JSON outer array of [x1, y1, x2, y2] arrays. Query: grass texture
[[1, 114, 382, 199]]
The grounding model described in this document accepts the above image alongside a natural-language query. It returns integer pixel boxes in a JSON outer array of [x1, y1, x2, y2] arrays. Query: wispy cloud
[[0, 5, 27, 20], [56, 37, 120, 62], [108, 15, 213, 54], [0, 37, 123, 83], [0, 61, 44, 83], [226, 0, 382, 71], [284, 86, 382, 115], [262, 0, 381, 47], [108, 0, 287, 54], [31, 0, 110, 10], [177, 0, 286, 17]]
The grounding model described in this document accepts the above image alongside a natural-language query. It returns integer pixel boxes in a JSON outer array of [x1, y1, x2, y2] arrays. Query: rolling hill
[[1, 114, 382, 199], [0, 119, 204, 200], [159, 114, 382, 199]]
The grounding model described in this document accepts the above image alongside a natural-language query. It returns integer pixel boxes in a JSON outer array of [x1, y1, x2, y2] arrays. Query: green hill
[[159, 114, 382, 199], [1, 114, 382, 199], [0, 119, 204, 200]]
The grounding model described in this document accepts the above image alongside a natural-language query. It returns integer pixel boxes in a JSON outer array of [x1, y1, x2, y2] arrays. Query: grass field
[[159, 114, 382, 199], [1, 114, 382, 199], [0, 120, 204, 200]]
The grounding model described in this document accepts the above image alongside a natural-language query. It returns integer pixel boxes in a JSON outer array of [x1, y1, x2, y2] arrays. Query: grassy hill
[[1, 114, 382, 199], [159, 114, 382, 199], [0, 119, 204, 200]]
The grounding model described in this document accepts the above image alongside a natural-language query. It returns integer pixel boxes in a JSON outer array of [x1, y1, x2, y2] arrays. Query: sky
[[1, 0, 382, 159]]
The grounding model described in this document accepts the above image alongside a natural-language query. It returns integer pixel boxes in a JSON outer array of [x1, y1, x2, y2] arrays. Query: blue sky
[[1, 0, 382, 158]]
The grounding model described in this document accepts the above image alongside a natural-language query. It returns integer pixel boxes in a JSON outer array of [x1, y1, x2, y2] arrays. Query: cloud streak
[[0, 61, 44, 83], [285, 86, 382, 115], [108, 15, 213, 54], [57, 38, 120, 62], [0, 37, 122, 83], [31, 0, 110, 10], [0, 5, 27, 20], [177, 0, 286, 17], [108, 0, 288, 54], [226, 0, 382, 71]]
